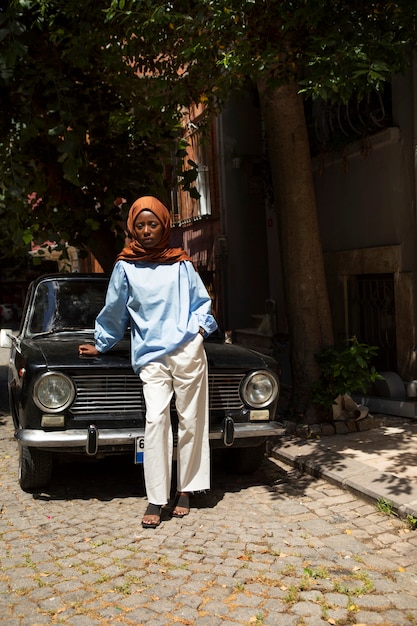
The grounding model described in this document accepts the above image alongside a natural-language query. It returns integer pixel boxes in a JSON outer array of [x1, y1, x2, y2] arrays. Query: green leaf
[[189, 187, 201, 200], [22, 231, 33, 245], [48, 125, 66, 137]]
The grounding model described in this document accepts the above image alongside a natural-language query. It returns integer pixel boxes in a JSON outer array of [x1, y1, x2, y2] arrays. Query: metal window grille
[[347, 273, 397, 371]]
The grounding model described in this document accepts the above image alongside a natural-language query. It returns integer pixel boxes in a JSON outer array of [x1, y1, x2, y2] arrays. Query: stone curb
[[270, 436, 417, 521]]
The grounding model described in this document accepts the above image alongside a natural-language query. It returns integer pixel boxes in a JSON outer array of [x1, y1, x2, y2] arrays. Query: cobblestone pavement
[[1, 411, 417, 626]]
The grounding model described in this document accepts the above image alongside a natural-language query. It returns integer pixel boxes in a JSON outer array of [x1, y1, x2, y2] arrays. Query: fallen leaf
[[345, 529, 352, 534], [398, 566, 405, 572]]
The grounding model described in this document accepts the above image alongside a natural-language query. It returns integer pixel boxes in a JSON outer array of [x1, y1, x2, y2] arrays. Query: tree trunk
[[257, 78, 334, 416]]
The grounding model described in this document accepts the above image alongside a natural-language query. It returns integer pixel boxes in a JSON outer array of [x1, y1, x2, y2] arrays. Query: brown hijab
[[116, 196, 192, 264]]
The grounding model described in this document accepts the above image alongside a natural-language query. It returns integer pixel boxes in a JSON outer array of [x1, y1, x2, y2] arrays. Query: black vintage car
[[6, 273, 283, 490]]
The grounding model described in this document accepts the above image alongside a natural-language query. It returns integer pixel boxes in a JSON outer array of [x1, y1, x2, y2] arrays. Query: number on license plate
[[135, 437, 145, 464]]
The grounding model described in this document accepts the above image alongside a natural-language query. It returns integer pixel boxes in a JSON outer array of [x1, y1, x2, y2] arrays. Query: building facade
[[174, 57, 417, 383]]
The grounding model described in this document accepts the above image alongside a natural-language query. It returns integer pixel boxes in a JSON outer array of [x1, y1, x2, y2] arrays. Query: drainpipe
[[216, 114, 229, 330], [413, 51, 417, 235], [412, 52, 417, 372]]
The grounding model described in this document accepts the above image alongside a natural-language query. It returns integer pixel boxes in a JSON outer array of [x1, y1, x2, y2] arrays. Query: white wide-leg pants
[[139, 333, 210, 506]]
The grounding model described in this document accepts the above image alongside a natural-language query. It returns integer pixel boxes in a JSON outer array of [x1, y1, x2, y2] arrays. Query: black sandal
[[172, 492, 190, 518], [142, 503, 162, 529]]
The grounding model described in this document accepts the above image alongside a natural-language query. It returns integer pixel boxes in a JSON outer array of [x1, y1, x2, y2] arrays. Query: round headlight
[[241, 371, 279, 408], [34, 372, 75, 412]]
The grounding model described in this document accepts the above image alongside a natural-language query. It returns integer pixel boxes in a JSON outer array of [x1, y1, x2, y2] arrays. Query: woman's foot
[[142, 503, 162, 528], [172, 492, 190, 517]]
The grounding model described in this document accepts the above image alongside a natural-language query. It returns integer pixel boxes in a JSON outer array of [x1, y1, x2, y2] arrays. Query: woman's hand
[[78, 344, 100, 356]]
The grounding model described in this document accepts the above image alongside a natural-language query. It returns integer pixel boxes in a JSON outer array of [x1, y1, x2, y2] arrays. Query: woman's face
[[133, 210, 164, 248]]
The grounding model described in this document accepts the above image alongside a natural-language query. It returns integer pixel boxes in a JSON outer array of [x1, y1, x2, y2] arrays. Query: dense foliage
[[1, 1, 415, 270], [0, 0, 195, 269], [106, 1, 416, 104]]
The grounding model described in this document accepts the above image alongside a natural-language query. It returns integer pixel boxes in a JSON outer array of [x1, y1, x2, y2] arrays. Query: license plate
[[135, 436, 145, 464]]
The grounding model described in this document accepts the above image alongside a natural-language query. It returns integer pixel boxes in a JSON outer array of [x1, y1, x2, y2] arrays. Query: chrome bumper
[[15, 421, 285, 450], [15, 427, 145, 448]]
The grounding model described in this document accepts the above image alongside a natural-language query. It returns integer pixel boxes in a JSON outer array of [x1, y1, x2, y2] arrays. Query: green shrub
[[311, 336, 383, 410]]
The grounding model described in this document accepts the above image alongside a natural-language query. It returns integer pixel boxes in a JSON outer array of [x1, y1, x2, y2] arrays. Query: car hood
[[19, 333, 277, 371], [204, 340, 277, 369], [19, 333, 131, 370]]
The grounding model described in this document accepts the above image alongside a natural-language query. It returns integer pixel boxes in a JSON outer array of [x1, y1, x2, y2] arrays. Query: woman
[[79, 196, 217, 528]]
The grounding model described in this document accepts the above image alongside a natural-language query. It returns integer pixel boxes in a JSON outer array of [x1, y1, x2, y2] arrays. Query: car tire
[[19, 444, 52, 491], [224, 442, 266, 474]]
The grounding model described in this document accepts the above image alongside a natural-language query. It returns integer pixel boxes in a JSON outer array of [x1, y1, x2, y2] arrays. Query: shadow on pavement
[[33, 454, 148, 502], [273, 421, 417, 501], [28, 450, 311, 512]]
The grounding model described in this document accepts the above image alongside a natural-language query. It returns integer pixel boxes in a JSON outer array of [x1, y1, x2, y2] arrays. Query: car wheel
[[18, 444, 52, 491], [224, 442, 266, 474]]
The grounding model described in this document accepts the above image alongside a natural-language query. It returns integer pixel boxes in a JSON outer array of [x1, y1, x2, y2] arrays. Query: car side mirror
[[0, 329, 13, 348]]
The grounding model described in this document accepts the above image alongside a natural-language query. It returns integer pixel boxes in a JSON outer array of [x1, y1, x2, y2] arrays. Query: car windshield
[[28, 278, 108, 334]]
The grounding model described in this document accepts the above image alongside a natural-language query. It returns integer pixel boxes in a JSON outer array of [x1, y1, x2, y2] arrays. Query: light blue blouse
[[94, 260, 218, 371]]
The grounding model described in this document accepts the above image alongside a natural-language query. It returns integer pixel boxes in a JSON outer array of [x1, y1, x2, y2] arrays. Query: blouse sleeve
[[94, 262, 130, 352], [185, 262, 218, 337]]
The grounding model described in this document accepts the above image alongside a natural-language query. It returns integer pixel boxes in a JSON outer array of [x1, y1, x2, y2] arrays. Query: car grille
[[71, 371, 245, 415]]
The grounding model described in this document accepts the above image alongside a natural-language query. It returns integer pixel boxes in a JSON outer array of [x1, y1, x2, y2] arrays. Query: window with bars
[[306, 85, 393, 156], [347, 273, 397, 371]]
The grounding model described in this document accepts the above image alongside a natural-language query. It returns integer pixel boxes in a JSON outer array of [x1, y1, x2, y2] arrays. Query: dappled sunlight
[[272, 416, 417, 502]]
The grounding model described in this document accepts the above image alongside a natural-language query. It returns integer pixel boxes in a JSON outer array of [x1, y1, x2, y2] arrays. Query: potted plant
[[311, 336, 383, 419]]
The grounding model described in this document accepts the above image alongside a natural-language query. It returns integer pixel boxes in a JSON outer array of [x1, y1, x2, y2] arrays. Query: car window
[[28, 279, 107, 333]]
